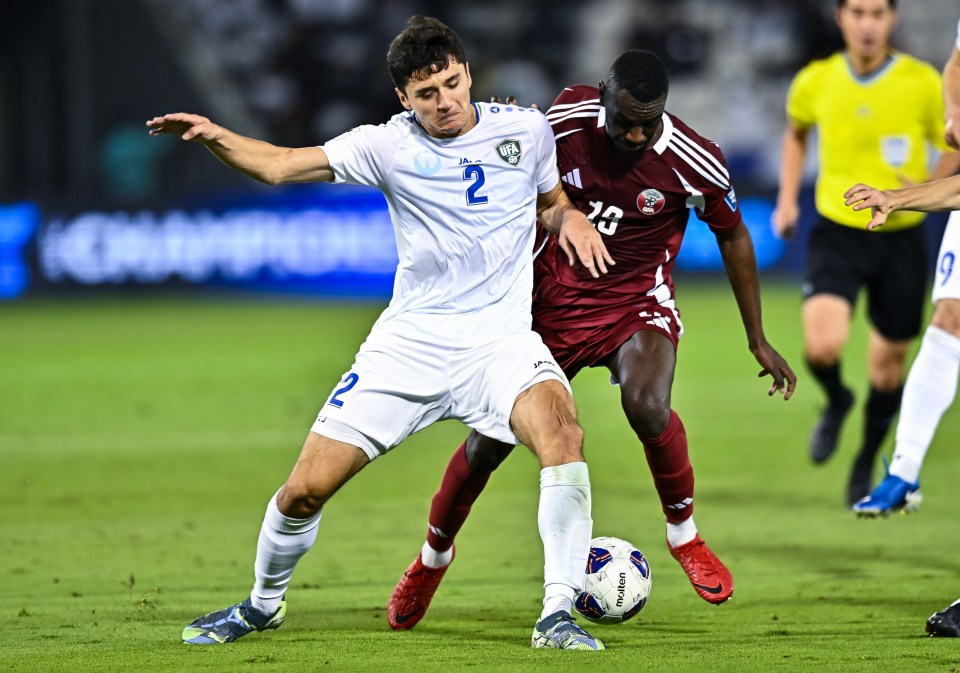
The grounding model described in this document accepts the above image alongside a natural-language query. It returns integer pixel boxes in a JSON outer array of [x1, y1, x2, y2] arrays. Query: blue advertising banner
[[3, 186, 789, 301], [0, 202, 41, 299], [29, 185, 400, 299]]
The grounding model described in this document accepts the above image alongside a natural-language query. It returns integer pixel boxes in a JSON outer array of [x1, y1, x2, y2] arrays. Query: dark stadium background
[[1, 0, 956, 301]]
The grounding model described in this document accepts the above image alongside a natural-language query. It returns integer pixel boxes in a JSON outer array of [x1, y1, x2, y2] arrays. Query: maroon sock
[[425, 442, 493, 552], [641, 410, 695, 524]]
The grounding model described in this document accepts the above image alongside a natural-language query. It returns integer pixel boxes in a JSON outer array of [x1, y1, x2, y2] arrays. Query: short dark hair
[[836, 0, 897, 7], [386, 16, 468, 91], [606, 50, 669, 103]]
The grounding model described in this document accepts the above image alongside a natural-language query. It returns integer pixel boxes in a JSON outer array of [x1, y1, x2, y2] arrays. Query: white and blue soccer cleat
[[851, 472, 922, 518], [182, 598, 285, 644], [531, 610, 605, 650]]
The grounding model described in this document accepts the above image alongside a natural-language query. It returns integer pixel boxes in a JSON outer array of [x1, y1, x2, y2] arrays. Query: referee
[[772, 0, 960, 505]]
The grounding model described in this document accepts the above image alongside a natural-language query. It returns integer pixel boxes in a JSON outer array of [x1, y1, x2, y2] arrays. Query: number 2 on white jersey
[[463, 166, 489, 206]]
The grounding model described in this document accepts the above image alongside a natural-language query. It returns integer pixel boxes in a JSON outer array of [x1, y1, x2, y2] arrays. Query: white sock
[[666, 516, 698, 548], [420, 541, 453, 569], [891, 326, 960, 484], [250, 492, 321, 616], [538, 462, 592, 621], [541, 588, 574, 619], [887, 454, 921, 485]]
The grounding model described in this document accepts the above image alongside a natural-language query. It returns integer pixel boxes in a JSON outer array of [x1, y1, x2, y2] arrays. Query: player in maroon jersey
[[387, 50, 796, 630]]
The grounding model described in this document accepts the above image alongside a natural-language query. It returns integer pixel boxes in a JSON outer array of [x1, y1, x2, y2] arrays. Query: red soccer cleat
[[668, 535, 733, 604], [387, 547, 455, 630]]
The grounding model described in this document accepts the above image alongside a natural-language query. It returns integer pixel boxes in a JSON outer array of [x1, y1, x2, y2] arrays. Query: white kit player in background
[[146, 16, 613, 650], [845, 17, 960, 640], [845, 18, 960, 521]]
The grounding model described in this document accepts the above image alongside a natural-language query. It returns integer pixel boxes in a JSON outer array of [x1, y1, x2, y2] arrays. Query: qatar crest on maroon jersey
[[637, 188, 665, 215]]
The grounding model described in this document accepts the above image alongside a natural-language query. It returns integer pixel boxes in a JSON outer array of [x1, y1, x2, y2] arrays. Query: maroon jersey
[[534, 84, 742, 377]]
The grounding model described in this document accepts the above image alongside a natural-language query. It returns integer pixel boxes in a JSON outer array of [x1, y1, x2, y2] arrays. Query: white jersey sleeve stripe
[[554, 128, 585, 140], [546, 98, 601, 113], [672, 129, 730, 182], [548, 110, 601, 126], [669, 141, 729, 190], [533, 232, 551, 260], [673, 130, 729, 181], [672, 168, 707, 211], [546, 102, 601, 121]]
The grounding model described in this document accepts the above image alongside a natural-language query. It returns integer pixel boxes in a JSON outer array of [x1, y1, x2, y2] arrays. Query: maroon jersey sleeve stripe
[[547, 106, 602, 126], [668, 138, 729, 190], [671, 129, 730, 184], [546, 98, 600, 113]]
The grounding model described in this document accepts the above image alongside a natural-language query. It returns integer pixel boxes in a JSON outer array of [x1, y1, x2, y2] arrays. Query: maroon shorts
[[532, 290, 683, 379]]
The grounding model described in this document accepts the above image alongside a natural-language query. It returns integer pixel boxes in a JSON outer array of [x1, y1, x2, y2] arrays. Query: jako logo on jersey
[[637, 188, 665, 215], [724, 187, 738, 211], [496, 139, 522, 166], [533, 359, 555, 369], [413, 150, 442, 177]]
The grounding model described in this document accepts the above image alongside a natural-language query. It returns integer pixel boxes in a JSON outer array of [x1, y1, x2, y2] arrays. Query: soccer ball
[[574, 536, 651, 624]]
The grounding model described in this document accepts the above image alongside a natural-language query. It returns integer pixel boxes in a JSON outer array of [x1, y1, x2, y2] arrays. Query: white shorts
[[932, 211, 960, 302], [310, 326, 570, 461]]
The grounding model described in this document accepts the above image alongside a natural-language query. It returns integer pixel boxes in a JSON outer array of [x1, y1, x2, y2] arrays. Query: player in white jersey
[[147, 16, 613, 650], [844, 19, 960, 518], [844, 20, 960, 638]]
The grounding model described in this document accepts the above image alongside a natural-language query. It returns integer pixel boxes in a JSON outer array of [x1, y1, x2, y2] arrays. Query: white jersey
[[935, 19, 960, 302], [933, 211, 960, 302], [322, 103, 559, 345]]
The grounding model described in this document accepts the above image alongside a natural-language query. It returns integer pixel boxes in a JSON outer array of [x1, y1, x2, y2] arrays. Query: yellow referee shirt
[[787, 52, 950, 231]]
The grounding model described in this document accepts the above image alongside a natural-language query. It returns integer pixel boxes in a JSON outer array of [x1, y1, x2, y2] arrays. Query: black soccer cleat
[[926, 600, 960, 637], [809, 388, 854, 465]]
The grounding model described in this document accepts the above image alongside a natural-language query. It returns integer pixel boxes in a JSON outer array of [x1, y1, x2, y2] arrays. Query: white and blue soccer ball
[[574, 536, 652, 624]]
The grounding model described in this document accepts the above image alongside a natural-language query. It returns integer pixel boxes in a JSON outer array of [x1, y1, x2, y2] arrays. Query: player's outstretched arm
[[715, 220, 796, 400], [146, 113, 334, 185], [536, 182, 614, 278], [844, 175, 960, 230]]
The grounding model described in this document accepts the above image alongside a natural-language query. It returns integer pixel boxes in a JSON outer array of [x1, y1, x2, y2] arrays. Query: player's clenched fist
[[146, 113, 222, 143]]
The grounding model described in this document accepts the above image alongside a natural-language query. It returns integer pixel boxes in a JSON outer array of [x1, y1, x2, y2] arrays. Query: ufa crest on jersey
[[496, 139, 522, 166]]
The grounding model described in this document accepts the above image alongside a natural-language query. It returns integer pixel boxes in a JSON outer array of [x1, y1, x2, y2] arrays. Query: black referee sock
[[858, 385, 904, 462], [806, 359, 850, 407]]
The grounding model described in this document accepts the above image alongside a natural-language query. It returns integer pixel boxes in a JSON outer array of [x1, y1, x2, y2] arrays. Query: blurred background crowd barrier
[[1, 0, 956, 299]]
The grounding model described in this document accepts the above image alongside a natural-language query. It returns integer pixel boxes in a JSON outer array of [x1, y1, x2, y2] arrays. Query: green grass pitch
[[2, 281, 959, 672]]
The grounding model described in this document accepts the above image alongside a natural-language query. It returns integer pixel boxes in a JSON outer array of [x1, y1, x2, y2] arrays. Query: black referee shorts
[[803, 216, 927, 341]]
